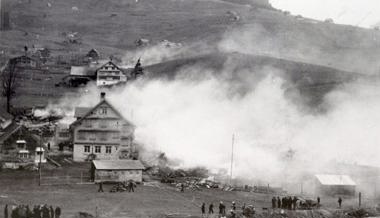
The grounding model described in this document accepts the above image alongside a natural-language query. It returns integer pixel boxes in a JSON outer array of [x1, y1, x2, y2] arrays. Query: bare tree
[[1, 58, 18, 113]]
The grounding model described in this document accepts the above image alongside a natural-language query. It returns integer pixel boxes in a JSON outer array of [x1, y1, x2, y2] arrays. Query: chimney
[[100, 92, 106, 100]]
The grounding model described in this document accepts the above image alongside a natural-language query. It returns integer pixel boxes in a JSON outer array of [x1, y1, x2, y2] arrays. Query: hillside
[[1, 0, 380, 74]]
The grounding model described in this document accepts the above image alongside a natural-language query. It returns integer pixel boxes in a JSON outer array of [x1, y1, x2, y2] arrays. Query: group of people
[[201, 201, 251, 218], [4, 204, 61, 218], [271, 196, 299, 210]]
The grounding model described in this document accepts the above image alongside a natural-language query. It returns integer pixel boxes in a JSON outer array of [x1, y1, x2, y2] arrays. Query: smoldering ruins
[[1, 0, 380, 217]]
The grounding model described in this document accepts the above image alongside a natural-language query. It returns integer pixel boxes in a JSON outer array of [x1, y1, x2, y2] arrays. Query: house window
[[100, 132, 107, 141], [95, 146, 101, 153], [84, 120, 92, 128], [100, 107, 107, 115], [106, 146, 112, 154], [77, 132, 86, 140], [84, 146, 90, 153]]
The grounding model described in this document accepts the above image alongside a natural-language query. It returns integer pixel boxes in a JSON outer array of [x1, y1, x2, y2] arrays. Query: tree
[[1, 58, 18, 113]]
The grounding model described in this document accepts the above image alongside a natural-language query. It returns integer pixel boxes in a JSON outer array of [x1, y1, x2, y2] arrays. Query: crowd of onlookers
[[200, 201, 255, 218], [4, 204, 61, 218]]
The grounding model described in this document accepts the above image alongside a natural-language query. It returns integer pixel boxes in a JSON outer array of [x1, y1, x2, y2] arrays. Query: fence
[[40, 172, 93, 186]]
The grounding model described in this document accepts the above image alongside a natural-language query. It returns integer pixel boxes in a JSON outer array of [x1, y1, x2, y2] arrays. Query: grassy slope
[[1, 0, 379, 108]]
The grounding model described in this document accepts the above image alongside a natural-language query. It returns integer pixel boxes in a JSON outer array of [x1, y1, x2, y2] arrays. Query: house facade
[[70, 93, 135, 162], [91, 160, 144, 183], [96, 61, 127, 86]]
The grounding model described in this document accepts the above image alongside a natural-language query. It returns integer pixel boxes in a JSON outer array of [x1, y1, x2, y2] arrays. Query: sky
[[270, 0, 380, 28]]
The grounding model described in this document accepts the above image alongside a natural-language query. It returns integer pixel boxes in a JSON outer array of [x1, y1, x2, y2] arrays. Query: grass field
[[0, 171, 376, 218]]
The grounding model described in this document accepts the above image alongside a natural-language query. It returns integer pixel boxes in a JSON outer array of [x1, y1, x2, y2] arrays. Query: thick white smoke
[[56, 69, 380, 185]]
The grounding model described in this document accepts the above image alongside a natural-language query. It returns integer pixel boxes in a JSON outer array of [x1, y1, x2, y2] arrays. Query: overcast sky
[[270, 0, 380, 28]]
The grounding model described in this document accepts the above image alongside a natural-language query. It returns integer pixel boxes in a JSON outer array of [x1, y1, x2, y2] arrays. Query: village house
[[315, 174, 356, 196], [70, 92, 136, 162], [96, 60, 127, 86], [0, 122, 46, 168], [86, 49, 100, 62], [91, 159, 144, 183]]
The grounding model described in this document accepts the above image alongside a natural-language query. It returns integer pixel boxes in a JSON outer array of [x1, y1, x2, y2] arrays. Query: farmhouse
[[91, 159, 144, 183], [315, 174, 356, 196], [70, 92, 136, 162], [96, 61, 127, 86]]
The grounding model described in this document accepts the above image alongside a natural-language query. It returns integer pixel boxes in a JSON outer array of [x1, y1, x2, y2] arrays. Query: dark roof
[[0, 122, 22, 143], [93, 160, 144, 170], [71, 99, 135, 128], [0, 107, 13, 121], [97, 61, 122, 72], [74, 107, 91, 118]]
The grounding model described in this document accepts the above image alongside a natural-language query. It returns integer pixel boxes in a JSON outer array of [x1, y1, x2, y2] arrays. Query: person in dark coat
[[98, 182, 104, 192], [232, 201, 236, 211], [180, 183, 185, 192], [42, 205, 49, 218], [292, 196, 298, 210], [277, 197, 281, 209], [4, 204, 8, 218], [128, 181, 135, 192], [26, 206, 33, 218], [49, 206, 54, 218], [272, 197, 276, 209], [201, 203, 206, 216], [317, 196, 321, 206], [338, 197, 342, 208], [219, 201, 225, 215], [33, 206, 40, 218], [281, 197, 285, 209], [208, 203, 214, 214], [54, 207, 61, 218]]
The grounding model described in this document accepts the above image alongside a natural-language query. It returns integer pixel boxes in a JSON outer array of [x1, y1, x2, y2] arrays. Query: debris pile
[[109, 182, 128, 192]]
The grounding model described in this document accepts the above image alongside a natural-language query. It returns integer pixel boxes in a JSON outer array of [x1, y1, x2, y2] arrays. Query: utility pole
[[230, 134, 234, 185], [38, 131, 42, 186]]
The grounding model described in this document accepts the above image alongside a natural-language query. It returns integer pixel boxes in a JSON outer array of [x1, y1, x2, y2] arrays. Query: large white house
[[70, 92, 136, 162], [96, 61, 127, 86]]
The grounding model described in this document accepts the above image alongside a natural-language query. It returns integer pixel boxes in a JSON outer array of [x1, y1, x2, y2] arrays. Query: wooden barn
[[91, 160, 144, 183], [315, 174, 356, 196]]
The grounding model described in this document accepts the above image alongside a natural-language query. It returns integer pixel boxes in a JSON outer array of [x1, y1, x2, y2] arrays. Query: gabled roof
[[93, 160, 144, 170], [0, 122, 22, 143], [71, 99, 135, 128], [97, 61, 122, 72], [315, 174, 356, 186], [74, 107, 91, 118]]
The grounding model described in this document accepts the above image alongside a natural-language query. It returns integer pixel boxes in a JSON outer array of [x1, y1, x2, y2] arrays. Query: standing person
[[98, 182, 104, 192], [201, 203, 206, 217], [49, 206, 54, 218], [26, 205, 32, 218], [242, 203, 246, 211], [42, 205, 49, 218], [128, 180, 135, 192], [292, 196, 298, 210], [180, 183, 185, 192], [281, 197, 285, 209], [219, 201, 225, 215], [232, 201, 236, 211], [54, 207, 61, 218], [4, 204, 8, 218], [208, 203, 214, 214], [277, 197, 281, 209], [317, 196, 321, 206], [33, 206, 39, 218], [338, 197, 342, 208], [272, 197, 276, 209]]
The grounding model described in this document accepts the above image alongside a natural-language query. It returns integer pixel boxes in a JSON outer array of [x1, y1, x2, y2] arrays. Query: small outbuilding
[[315, 174, 356, 196], [91, 160, 144, 183]]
